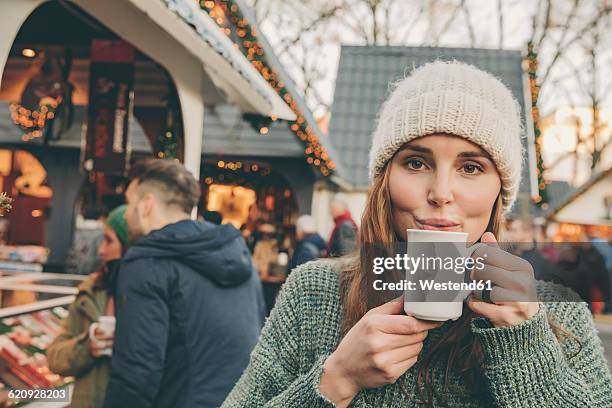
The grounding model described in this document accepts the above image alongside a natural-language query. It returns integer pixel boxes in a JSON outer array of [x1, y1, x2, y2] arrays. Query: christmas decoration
[[201, 0, 336, 177], [242, 113, 272, 135], [156, 100, 181, 160], [0, 192, 12, 216], [526, 41, 548, 206], [10, 52, 74, 143], [9, 100, 60, 142]]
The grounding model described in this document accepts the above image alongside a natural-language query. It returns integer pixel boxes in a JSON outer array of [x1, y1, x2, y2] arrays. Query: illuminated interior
[[206, 184, 256, 228]]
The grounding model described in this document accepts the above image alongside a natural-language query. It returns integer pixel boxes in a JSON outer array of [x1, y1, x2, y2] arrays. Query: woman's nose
[[426, 170, 454, 207]]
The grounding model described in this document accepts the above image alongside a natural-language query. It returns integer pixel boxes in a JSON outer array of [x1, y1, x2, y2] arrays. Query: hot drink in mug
[[403, 229, 487, 321]]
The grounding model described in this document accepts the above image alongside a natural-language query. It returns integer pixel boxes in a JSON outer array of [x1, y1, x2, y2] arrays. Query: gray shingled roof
[[329, 46, 532, 192], [202, 104, 305, 158]]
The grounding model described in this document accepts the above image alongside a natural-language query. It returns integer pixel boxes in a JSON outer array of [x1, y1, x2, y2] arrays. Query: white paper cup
[[96, 316, 116, 356]]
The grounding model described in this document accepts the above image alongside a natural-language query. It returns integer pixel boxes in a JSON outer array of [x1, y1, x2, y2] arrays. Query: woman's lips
[[415, 218, 462, 231]]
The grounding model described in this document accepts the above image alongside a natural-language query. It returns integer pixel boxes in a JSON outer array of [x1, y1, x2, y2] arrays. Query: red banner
[[82, 40, 134, 175]]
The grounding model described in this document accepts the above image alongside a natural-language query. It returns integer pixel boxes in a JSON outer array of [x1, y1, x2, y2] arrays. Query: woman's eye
[[405, 158, 426, 170], [462, 163, 484, 174]]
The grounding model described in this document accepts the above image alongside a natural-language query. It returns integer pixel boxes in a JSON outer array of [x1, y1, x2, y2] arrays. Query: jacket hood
[[124, 220, 253, 287]]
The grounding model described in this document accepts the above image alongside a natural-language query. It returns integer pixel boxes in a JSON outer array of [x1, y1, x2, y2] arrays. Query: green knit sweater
[[222, 260, 612, 407]]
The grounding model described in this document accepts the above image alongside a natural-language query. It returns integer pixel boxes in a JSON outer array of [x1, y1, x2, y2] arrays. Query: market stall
[[0, 271, 85, 407]]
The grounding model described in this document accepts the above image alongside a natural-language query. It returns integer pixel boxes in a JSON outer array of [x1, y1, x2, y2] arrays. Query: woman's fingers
[[386, 342, 424, 365], [366, 296, 405, 316], [375, 315, 442, 335], [471, 264, 535, 296], [365, 331, 428, 353], [467, 296, 539, 326], [389, 356, 419, 380], [492, 285, 534, 303], [371, 344, 423, 383], [472, 244, 532, 273], [467, 297, 512, 321]]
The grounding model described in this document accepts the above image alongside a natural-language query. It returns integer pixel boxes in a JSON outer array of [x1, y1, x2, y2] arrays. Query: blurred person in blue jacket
[[104, 159, 265, 408], [290, 214, 326, 270]]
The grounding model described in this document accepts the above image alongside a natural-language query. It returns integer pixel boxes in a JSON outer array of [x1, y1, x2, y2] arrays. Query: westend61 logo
[[372, 254, 486, 275]]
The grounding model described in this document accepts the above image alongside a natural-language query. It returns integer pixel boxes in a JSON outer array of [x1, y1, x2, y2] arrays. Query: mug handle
[[451, 242, 488, 302]]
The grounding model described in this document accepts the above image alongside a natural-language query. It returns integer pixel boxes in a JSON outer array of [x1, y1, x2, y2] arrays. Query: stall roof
[[213, 0, 348, 184], [549, 166, 612, 225], [69, 0, 294, 120], [0, 101, 310, 158], [202, 104, 306, 158], [148, 0, 295, 121], [328, 46, 533, 193]]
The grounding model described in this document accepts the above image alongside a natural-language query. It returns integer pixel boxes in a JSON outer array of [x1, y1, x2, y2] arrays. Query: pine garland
[[0, 192, 12, 215], [200, 0, 336, 177], [526, 41, 548, 206]]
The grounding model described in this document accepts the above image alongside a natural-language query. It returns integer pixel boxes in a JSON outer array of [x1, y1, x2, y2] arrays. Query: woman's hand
[[88, 323, 114, 358], [468, 232, 539, 327], [319, 297, 442, 407]]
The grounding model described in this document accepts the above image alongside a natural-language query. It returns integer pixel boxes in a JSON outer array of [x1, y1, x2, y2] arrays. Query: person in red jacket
[[327, 195, 357, 257]]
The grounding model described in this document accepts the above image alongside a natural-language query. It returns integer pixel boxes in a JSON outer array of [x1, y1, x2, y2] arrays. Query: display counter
[[0, 272, 85, 407]]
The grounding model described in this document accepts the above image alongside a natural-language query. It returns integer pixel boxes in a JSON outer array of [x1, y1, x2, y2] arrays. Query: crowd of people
[[49, 61, 611, 407], [504, 216, 611, 313]]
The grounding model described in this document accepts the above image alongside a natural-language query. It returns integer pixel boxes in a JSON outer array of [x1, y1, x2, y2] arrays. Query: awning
[[129, 0, 295, 121]]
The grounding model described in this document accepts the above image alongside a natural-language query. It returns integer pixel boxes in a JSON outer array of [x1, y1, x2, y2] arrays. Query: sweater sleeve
[[221, 269, 336, 407], [471, 302, 612, 407], [47, 302, 96, 377]]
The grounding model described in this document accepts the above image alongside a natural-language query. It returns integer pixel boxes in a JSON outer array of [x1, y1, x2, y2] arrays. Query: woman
[[48, 205, 128, 408], [222, 62, 612, 407]]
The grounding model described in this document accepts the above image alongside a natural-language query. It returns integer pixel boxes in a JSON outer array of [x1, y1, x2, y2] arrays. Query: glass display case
[[0, 272, 84, 407]]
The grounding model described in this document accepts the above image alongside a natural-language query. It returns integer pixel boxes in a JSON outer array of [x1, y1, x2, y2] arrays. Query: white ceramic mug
[[403, 229, 486, 321]]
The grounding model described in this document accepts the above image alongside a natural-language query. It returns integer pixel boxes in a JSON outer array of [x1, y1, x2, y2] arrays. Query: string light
[[202, 0, 337, 177], [10, 99, 60, 141], [527, 41, 548, 206], [21, 48, 36, 58]]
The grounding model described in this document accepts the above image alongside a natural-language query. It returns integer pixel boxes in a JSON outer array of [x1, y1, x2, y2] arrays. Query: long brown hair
[[337, 161, 576, 406]]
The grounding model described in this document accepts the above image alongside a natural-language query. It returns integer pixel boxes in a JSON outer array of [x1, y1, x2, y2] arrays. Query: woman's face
[[98, 226, 123, 264], [388, 134, 501, 243]]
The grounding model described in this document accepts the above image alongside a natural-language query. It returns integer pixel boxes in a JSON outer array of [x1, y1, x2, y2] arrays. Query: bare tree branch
[[274, 4, 344, 57], [461, 0, 476, 47], [398, 1, 427, 44], [533, 0, 552, 48], [383, 0, 391, 45], [539, 3, 609, 87], [335, 3, 373, 44], [433, 0, 466, 46], [498, 0, 504, 49], [370, 0, 379, 44]]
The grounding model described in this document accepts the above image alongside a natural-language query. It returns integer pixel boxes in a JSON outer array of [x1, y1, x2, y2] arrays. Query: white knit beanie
[[368, 61, 523, 213]]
